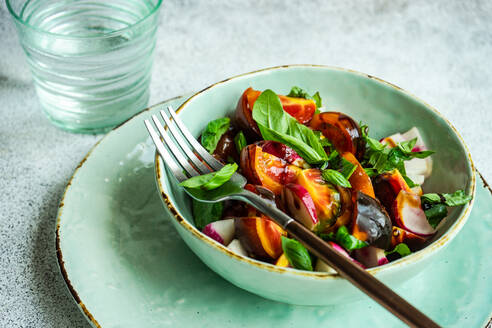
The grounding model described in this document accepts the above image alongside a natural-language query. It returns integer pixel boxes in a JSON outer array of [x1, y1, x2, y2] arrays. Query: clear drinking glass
[[6, 0, 162, 133]]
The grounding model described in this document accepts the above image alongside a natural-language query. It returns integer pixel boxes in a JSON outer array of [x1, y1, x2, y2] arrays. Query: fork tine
[[151, 114, 199, 177], [144, 119, 188, 182], [166, 106, 224, 171], [159, 109, 212, 175]]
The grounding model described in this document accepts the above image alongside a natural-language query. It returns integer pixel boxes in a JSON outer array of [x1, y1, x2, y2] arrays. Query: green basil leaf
[[281, 236, 313, 271], [257, 124, 328, 164], [421, 193, 442, 205], [397, 138, 418, 154], [386, 149, 407, 173], [421, 190, 470, 229], [367, 138, 386, 151], [318, 150, 356, 180], [287, 86, 323, 108], [312, 91, 322, 108], [373, 151, 389, 172], [200, 117, 230, 153], [327, 149, 339, 160], [322, 169, 352, 188], [335, 226, 368, 251], [192, 199, 223, 230], [252, 90, 328, 164], [360, 123, 434, 184], [421, 190, 472, 207], [424, 203, 448, 228], [287, 86, 310, 99], [361, 124, 386, 151], [385, 243, 411, 257], [234, 131, 247, 154], [364, 167, 378, 177], [402, 175, 417, 188], [319, 137, 333, 148], [179, 163, 238, 190], [320, 226, 368, 251], [385, 243, 411, 262], [410, 150, 435, 158], [442, 190, 472, 206], [339, 158, 357, 179], [396, 139, 435, 159]]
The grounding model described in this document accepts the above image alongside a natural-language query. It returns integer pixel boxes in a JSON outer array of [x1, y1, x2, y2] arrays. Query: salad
[[181, 87, 472, 272]]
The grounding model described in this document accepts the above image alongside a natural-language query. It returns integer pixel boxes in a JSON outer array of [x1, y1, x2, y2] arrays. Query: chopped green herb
[[281, 236, 313, 271], [424, 203, 448, 229], [192, 199, 223, 230], [420, 189, 472, 228], [359, 123, 434, 185], [339, 158, 357, 179], [287, 86, 323, 108], [252, 90, 328, 164], [385, 243, 411, 262], [397, 138, 435, 158], [320, 226, 368, 251], [421, 190, 472, 207], [319, 150, 357, 181], [234, 131, 247, 154], [200, 117, 230, 153], [319, 137, 333, 148], [402, 175, 418, 188], [322, 169, 352, 188], [179, 163, 238, 190], [311, 92, 322, 109], [364, 167, 378, 177]]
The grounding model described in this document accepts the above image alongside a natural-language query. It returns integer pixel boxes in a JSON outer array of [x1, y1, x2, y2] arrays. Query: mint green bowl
[[155, 65, 475, 306]]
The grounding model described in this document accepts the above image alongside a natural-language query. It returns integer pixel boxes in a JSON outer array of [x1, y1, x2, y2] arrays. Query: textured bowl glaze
[[155, 65, 475, 306]]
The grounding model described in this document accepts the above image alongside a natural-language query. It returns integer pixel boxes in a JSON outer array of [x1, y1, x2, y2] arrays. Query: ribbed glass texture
[[7, 0, 162, 133]]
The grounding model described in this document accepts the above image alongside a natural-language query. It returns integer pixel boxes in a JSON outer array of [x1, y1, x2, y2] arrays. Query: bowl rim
[[155, 64, 476, 279]]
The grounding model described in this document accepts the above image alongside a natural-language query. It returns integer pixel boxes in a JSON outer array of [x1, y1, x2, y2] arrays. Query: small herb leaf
[[424, 203, 448, 229], [234, 131, 247, 154], [320, 226, 368, 251], [312, 92, 322, 108], [200, 117, 230, 154], [340, 158, 357, 179], [322, 169, 352, 188], [281, 236, 313, 271], [287, 86, 323, 108], [319, 150, 356, 181], [360, 123, 434, 185], [192, 199, 223, 230], [422, 190, 472, 207], [179, 163, 238, 190], [397, 138, 418, 154], [385, 243, 411, 262]]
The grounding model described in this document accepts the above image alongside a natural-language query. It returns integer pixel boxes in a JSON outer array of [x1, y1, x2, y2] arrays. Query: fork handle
[[286, 221, 440, 328], [237, 190, 440, 328]]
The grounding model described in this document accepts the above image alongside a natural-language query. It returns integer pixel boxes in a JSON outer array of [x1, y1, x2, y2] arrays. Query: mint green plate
[[57, 95, 492, 328]]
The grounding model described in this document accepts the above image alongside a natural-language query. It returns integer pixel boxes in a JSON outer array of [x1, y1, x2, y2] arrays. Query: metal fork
[[144, 105, 440, 328]]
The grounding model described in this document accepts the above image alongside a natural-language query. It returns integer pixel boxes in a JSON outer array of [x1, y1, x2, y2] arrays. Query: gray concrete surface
[[1, 0, 491, 326]]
